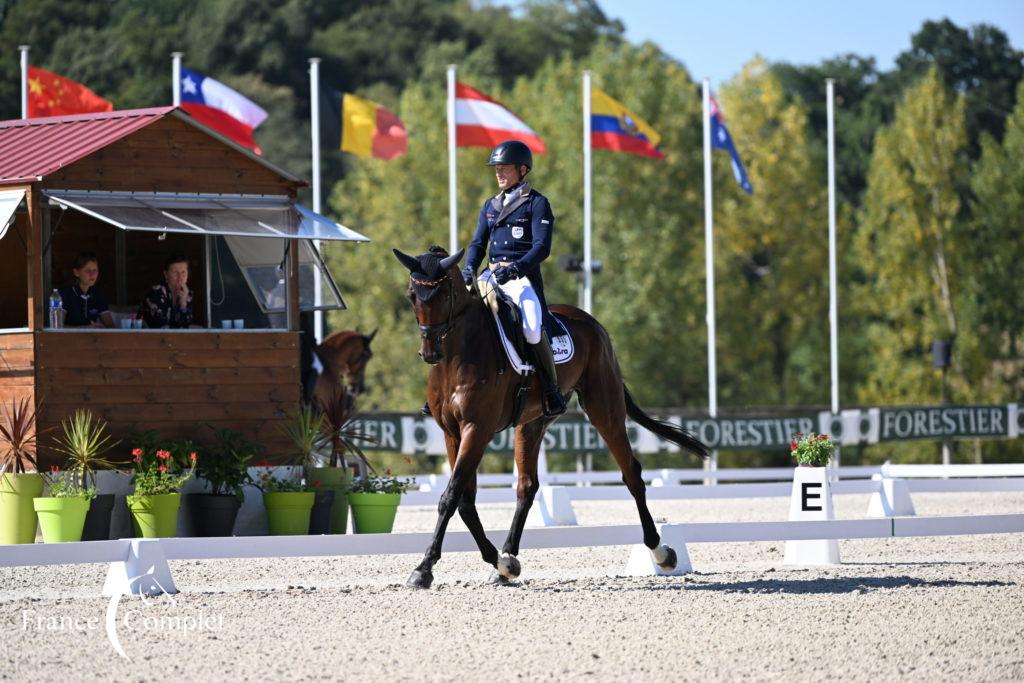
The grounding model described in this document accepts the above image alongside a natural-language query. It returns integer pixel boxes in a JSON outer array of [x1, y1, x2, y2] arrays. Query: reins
[[413, 271, 471, 343]]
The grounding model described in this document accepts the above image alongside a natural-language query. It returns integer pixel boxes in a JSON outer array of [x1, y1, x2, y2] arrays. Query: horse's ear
[[439, 248, 464, 271], [365, 328, 378, 345], [392, 248, 421, 273]]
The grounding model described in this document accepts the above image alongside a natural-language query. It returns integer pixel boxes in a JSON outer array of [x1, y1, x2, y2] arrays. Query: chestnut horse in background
[[312, 329, 377, 407], [393, 246, 710, 589]]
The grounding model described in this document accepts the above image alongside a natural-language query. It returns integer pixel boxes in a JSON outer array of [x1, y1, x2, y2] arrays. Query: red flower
[[789, 441, 798, 451], [158, 464, 167, 473], [794, 433, 804, 438], [313, 480, 321, 488], [189, 451, 198, 462], [131, 448, 143, 457], [50, 465, 60, 472], [156, 449, 171, 460], [819, 434, 829, 440]]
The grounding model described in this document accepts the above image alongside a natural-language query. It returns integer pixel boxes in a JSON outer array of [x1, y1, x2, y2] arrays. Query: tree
[[853, 68, 969, 404]]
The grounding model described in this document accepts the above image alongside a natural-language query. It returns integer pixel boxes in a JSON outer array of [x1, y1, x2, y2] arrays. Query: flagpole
[[171, 52, 182, 106], [582, 71, 593, 314], [447, 65, 458, 255], [310, 58, 323, 343], [826, 78, 840, 466], [19, 46, 29, 118], [702, 78, 719, 476]]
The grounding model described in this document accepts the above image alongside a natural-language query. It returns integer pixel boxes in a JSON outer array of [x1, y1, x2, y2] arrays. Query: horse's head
[[393, 245, 467, 365], [346, 328, 377, 395], [317, 328, 377, 396]]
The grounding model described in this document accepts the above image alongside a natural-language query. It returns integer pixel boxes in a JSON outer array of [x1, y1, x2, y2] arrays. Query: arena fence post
[[622, 523, 693, 576], [526, 486, 578, 527], [102, 539, 178, 597], [867, 475, 917, 518], [783, 467, 841, 565]]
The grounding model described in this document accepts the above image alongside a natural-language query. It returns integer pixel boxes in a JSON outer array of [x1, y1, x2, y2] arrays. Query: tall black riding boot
[[420, 401, 432, 417], [530, 331, 567, 417]]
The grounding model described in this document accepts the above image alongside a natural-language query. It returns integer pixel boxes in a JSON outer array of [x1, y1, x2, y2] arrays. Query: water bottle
[[48, 289, 63, 329]]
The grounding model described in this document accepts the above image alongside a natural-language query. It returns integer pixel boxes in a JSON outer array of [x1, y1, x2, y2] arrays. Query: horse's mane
[[320, 329, 364, 350]]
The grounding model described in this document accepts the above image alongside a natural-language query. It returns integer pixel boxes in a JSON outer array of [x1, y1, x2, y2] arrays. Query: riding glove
[[493, 263, 520, 285], [461, 266, 476, 286]]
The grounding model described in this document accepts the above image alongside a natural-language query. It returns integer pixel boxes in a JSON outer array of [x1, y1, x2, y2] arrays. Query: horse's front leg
[[448, 432, 499, 570], [492, 420, 547, 584], [407, 424, 491, 589]]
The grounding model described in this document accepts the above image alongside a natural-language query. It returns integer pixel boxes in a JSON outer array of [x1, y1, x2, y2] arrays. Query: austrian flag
[[179, 67, 268, 154], [455, 82, 545, 154]]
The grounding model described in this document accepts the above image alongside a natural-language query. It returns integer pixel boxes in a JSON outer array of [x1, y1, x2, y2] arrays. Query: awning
[[0, 189, 25, 241], [222, 236, 346, 313], [43, 190, 369, 242]]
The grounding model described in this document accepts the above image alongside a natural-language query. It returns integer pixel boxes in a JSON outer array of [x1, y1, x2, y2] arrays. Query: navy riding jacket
[[464, 183, 555, 305]]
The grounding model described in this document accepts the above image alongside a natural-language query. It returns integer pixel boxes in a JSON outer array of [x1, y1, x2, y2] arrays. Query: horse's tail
[[623, 385, 711, 460]]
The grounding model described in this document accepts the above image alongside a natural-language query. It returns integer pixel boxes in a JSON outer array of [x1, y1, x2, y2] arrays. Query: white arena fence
[[1, 514, 1021, 596]]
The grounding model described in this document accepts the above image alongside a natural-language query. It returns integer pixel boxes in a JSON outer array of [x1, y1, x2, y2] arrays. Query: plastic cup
[[120, 319, 131, 329], [221, 320, 232, 329], [133, 319, 143, 329], [233, 319, 245, 329]]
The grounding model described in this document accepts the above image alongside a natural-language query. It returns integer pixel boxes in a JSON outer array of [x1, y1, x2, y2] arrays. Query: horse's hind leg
[[579, 384, 677, 571], [492, 419, 547, 583]]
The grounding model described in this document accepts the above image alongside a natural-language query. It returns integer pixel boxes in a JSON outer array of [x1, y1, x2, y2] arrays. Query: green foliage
[[348, 471, 413, 494], [43, 467, 97, 500], [280, 404, 326, 469], [256, 468, 312, 493], [789, 432, 834, 467], [127, 434, 197, 497], [51, 409, 118, 489], [199, 428, 262, 499]]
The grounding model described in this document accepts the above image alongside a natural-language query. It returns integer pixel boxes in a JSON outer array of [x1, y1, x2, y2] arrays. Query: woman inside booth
[[139, 254, 194, 329], [58, 252, 115, 328]]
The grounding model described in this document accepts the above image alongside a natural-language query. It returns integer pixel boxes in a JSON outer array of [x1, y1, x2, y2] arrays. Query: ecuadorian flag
[[591, 87, 665, 160]]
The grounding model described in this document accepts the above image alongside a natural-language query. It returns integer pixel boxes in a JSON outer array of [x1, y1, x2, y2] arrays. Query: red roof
[[0, 107, 302, 186], [0, 107, 174, 185]]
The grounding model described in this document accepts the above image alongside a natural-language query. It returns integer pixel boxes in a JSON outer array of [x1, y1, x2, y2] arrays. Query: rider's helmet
[[487, 140, 533, 170]]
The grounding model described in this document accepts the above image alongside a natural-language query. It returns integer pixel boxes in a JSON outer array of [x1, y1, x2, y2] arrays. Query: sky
[[596, 0, 1024, 88]]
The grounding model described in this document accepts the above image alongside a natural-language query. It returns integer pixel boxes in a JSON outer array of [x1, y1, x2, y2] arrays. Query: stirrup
[[542, 387, 567, 417], [420, 401, 432, 417]]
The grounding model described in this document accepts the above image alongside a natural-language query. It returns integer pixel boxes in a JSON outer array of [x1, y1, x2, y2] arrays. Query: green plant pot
[[0, 473, 44, 544], [348, 492, 401, 534], [33, 496, 91, 543], [127, 493, 181, 538], [263, 491, 315, 536], [307, 466, 351, 534]]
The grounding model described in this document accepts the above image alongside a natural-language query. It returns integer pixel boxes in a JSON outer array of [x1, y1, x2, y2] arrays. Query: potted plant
[[187, 428, 260, 537], [282, 403, 335, 534], [257, 469, 318, 536], [126, 433, 197, 538], [33, 465, 96, 543], [51, 409, 118, 541], [790, 432, 835, 467], [348, 469, 413, 534], [0, 397, 45, 544]]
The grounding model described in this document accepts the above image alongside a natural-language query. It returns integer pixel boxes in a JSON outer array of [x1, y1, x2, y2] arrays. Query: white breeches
[[478, 269, 543, 345]]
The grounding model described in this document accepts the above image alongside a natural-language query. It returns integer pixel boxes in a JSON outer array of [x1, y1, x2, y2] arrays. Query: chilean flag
[[455, 82, 545, 154], [179, 67, 268, 154]]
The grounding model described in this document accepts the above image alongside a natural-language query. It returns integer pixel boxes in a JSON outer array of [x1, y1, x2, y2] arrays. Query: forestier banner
[[877, 405, 1010, 441]]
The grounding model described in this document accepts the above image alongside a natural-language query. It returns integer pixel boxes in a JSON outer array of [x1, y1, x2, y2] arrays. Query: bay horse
[[312, 329, 377, 407], [393, 246, 710, 589]]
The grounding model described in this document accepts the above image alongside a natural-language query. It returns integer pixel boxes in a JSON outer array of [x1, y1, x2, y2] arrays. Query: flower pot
[[33, 496, 91, 543], [307, 466, 351, 534], [127, 493, 181, 538], [0, 473, 44, 544], [186, 493, 241, 537], [263, 491, 315, 536], [81, 493, 115, 541], [348, 492, 401, 534], [307, 490, 336, 534]]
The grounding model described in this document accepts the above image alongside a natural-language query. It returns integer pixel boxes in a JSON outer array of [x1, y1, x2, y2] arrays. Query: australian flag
[[710, 96, 753, 194]]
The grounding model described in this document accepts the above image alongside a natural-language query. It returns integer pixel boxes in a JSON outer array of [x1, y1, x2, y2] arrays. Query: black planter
[[308, 490, 336, 535], [186, 494, 241, 537], [81, 494, 115, 541]]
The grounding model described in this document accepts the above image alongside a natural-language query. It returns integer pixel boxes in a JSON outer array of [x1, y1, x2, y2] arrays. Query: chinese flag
[[27, 66, 113, 117]]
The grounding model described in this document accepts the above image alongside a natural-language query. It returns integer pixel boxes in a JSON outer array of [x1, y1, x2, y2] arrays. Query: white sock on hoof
[[496, 553, 519, 579], [651, 544, 671, 565]]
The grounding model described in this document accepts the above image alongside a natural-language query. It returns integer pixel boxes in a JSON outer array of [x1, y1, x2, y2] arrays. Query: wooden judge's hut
[[0, 107, 368, 465]]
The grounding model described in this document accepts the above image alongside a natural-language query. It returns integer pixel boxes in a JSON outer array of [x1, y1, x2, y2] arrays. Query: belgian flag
[[320, 90, 407, 160]]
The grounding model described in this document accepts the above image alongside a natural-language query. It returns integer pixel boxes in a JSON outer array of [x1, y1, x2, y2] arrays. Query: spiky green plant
[[52, 409, 119, 489], [282, 402, 328, 469]]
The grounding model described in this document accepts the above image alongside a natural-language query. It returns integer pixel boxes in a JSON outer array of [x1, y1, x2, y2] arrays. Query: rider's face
[[494, 164, 524, 192]]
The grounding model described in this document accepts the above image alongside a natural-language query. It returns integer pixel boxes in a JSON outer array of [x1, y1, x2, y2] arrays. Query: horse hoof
[[652, 544, 677, 571], [496, 553, 521, 579], [488, 571, 513, 585], [406, 569, 434, 590]]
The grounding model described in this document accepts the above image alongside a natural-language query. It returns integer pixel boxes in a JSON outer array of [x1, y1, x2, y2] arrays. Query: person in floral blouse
[[138, 254, 194, 329]]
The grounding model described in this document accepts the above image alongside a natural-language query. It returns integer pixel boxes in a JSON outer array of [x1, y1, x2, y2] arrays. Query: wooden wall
[[33, 331, 300, 468], [0, 333, 34, 410], [40, 115, 299, 196]]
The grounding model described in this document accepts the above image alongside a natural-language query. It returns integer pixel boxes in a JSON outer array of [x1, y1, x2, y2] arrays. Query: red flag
[[27, 66, 113, 118], [455, 82, 545, 154]]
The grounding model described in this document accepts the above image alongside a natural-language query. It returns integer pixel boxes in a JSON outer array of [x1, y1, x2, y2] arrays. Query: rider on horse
[[465, 140, 567, 417]]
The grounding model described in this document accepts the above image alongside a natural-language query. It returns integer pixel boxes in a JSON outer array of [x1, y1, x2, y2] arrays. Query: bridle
[[412, 271, 465, 347]]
